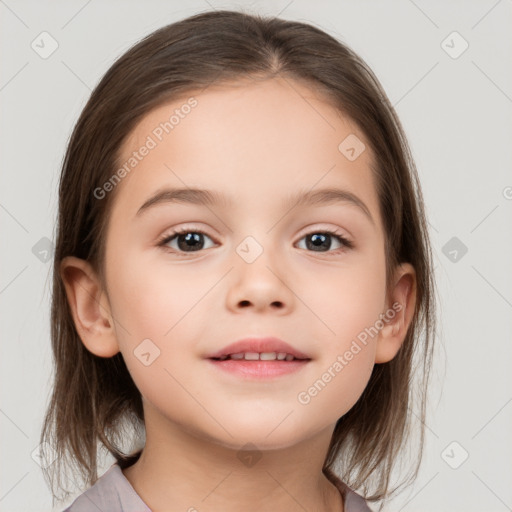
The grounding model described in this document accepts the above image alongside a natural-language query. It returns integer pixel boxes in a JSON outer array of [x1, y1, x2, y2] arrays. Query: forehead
[[112, 76, 380, 225], [121, 76, 364, 160]]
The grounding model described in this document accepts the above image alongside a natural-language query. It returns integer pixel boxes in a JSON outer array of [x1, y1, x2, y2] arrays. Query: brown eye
[[296, 230, 353, 253], [159, 229, 216, 253]]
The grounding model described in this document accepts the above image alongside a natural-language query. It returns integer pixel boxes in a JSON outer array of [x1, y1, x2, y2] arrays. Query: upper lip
[[207, 337, 311, 360]]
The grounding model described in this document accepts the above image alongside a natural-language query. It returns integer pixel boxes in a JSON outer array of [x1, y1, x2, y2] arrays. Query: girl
[[40, 8, 437, 512]]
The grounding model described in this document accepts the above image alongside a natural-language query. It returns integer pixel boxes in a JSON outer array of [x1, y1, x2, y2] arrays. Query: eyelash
[[156, 226, 354, 256]]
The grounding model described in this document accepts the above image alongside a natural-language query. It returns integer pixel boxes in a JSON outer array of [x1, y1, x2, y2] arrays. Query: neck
[[122, 405, 344, 512]]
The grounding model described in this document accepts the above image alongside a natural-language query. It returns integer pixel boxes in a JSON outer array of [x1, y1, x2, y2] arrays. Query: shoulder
[[342, 484, 374, 512], [325, 469, 374, 512], [61, 463, 151, 512]]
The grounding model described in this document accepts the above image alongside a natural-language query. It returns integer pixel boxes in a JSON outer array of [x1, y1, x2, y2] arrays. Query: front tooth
[[231, 353, 244, 360], [277, 353, 287, 360], [285, 354, 295, 361], [260, 352, 277, 360], [244, 352, 260, 360]]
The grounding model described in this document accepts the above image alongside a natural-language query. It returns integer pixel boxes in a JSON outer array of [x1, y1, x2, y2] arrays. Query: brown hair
[[40, 8, 437, 508]]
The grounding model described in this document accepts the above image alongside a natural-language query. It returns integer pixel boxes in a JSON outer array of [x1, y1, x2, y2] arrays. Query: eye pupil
[[307, 233, 331, 251], [178, 232, 203, 251]]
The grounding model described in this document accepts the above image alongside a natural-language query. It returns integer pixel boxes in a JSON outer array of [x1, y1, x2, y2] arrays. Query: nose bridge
[[227, 232, 292, 311], [235, 233, 281, 284], [235, 233, 268, 266]]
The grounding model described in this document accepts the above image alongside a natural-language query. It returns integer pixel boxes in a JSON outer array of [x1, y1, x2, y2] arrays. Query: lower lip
[[207, 358, 310, 378]]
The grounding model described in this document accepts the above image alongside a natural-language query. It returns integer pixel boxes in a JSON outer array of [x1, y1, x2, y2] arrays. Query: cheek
[[293, 254, 385, 414], [300, 249, 387, 345], [108, 254, 208, 340], [296, 349, 375, 427], [107, 258, 206, 413], [297, 326, 375, 423], [106, 254, 216, 387]]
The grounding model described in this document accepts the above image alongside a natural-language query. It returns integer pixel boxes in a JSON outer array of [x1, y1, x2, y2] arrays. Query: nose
[[225, 243, 295, 314]]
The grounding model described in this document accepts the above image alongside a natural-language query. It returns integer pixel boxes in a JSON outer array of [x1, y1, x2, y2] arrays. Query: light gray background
[[1, 1, 511, 511]]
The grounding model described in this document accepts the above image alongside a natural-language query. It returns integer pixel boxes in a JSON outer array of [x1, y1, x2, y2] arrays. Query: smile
[[211, 352, 308, 361]]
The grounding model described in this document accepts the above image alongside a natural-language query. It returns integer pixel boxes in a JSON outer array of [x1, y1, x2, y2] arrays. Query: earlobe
[[374, 263, 417, 364], [60, 256, 120, 358]]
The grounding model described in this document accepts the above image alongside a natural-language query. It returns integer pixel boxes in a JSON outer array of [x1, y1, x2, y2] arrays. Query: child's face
[[85, 77, 413, 449]]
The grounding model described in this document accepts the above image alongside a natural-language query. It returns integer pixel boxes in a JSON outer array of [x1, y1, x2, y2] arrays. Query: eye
[[296, 229, 354, 253], [157, 227, 353, 255], [157, 227, 216, 254]]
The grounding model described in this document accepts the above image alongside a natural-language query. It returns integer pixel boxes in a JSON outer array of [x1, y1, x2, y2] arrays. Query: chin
[[217, 436, 304, 453], [204, 422, 310, 452]]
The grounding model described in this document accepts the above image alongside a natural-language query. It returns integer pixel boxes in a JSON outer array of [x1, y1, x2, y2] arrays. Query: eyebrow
[[135, 187, 374, 225]]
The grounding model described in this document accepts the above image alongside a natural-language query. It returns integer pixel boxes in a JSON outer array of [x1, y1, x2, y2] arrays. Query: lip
[[207, 358, 310, 379], [205, 336, 311, 380], [206, 337, 311, 360]]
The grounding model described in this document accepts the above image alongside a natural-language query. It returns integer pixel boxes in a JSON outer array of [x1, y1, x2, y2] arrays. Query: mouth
[[206, 337, 312, 379], [210, 352, 309, 362]]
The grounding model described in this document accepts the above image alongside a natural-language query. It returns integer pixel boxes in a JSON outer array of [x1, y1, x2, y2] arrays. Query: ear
[[374, 262, 417, 364], [60, 256, 120, 358]]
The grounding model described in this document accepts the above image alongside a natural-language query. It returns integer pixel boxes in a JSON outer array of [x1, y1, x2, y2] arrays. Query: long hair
[[40, 9, 437, 508]]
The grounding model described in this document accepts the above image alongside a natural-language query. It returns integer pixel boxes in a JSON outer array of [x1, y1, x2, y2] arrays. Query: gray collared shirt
[[63, 462, 373, 511]]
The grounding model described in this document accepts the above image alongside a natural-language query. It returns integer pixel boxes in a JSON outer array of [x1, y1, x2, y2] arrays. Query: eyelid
[[297, 223, 351, 239], [156, 224, 218, 246], [297, 223, 353, 242], [156, 223, 352, 242]]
